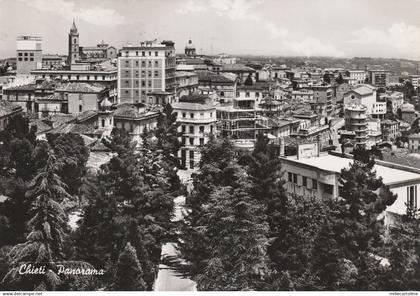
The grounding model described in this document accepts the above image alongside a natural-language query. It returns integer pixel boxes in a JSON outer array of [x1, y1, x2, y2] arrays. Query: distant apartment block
[[117, 40, 176, 105], [16, 36, 42, 75], [368, 69, 390, 87]]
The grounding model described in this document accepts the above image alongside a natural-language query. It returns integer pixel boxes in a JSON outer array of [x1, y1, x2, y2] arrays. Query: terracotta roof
[[56, 83, 105, 93], [113, 103, 159, 119], [197, 71, 235, 84], [0, 100, 22, 117]]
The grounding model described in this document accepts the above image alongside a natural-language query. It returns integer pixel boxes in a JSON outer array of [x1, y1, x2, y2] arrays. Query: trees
[[310, 146, 396, 290], [76, 127, 179, 290], [46, 133, 90, 196], [111, 242, 146, 291], [1, 145, 71, 290], [336, 73, 344, 85], [155, 103, 182, 167], [196, 182, 269, 291], [323, 73, 331, 84]]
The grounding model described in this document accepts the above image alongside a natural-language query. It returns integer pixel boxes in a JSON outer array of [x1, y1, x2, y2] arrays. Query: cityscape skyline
[[0, 0, 419, 60]]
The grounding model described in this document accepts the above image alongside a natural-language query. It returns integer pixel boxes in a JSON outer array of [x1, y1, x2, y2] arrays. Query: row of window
[[236, 91, 260, 98], [124, 51, 159, 57], [182, 137, 205, 146], [123, 80, 156, 87], [178, 112, 213, 119], [122, 70, 160, 78], [18, 58, 34, 61], [40, 74, 110, 81], [288, 172, 318, 190], [18, 52, 34, 57], [123, 60, 160, 68], [181, 124, 213, 134]]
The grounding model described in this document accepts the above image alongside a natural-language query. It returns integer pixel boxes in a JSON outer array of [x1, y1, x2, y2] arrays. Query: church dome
[[185, 39, 195, 50]]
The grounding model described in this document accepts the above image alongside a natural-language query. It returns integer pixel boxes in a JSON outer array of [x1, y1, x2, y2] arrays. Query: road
[[154, 170, 197, 291]]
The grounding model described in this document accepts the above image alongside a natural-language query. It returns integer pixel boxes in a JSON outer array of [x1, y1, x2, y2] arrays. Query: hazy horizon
[[0, 0, 419, 61]]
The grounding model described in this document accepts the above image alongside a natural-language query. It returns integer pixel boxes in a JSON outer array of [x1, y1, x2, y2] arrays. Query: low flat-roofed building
[[281, 151, 420, 225]]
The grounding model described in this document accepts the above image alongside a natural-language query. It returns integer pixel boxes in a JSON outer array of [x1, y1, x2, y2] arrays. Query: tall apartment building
[[117, 40, 176, 105], [346, 70, 366, 86], [344, 104, 368, 146], [16, 36, 42, 75], [172, 95, 217, 169], [368, 70, 390, 87]]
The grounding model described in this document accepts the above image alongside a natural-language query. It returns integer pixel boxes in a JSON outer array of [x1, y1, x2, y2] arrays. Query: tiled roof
[[237, 82, 270, 91], [0, 100, 22, 117], [113, 103, 159, 119], [56, 83, 105, 93], [76, 110, 98, 123], [4, 84, 36, 91], [48, 122, 102, 135], [37, 93, 66, 101], [172, 101, 216, 111], [220, 64, 255, 72], [197, 71, 235, 84]]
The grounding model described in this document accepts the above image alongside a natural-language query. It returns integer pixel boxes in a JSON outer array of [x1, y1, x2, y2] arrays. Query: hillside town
[[0, 1, 420, 293]]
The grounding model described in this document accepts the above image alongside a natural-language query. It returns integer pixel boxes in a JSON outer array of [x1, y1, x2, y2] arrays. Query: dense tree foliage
[[76, 127, 180, 290], [111, 242, 146, 291]]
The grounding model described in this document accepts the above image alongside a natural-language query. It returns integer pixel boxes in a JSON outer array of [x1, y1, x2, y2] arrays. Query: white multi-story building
[[117, 40, 176, 105], [346, 70, 366, 86], [281, 150, 420, 226], [172, 95, 217, 169], [343, 84, 385, 118], [409, 75, 420, 90]]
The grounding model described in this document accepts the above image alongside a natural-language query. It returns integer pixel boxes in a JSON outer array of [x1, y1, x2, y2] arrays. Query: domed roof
[[185, 39, 195, 49]]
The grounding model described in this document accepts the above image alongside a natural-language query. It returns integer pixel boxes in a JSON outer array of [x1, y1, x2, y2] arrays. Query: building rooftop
[[220, 64, 255, 72], [0, 100, 22, 117], [56, 83, 105, 93], [113, 103, 159, 119], [350, 85, 376, 96], [197, 71, 235, 84], [285, 153, 420, 186]]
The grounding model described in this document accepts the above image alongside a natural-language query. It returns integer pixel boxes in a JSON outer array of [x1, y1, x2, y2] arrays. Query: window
[[236, 91, 240, 97], [189, 160, 194, 169], [30, 52, 33, 57], [189, 138, 194, 145], [182, 113, 186, 118], [141, 61, 146, 67], [189, 150, 194, 159], [302, 176, 307, 187], [87, 75, 90, 80], [210, 112, 213, 117], [24, 58, 28, 61], [102, 75, 106, 80], [18, 58, 22, 61], [136, 51, 138, 56], [79, 105, 82, 112], [189, 126, 194, 134], [199, 126, 204, 133], [182, 137, 186, 145], [312, 179, 318, 189], [29, 58, 34, 61], [94, 75, 97, 80], [148, 81, 152, 87], [256, 92, 260, 98], [407, 185, 418, 210], [288, 172, 293, 182], [181, 125, 186, 133], [141, 81, 145, 87], [190, 113, 194, 118], [324, 184, 333, 195], [155, 61, 158, 67], [148, 71, 152, 77], [148, 61, 152, 67], [24, 52, 28, 56], [245, 92, 250, 98], [293, 173, 298, 184], [142, 51, 145, 56], [199, 138, 204, 146], [220, 91, 225, 97], [210, 125, 213, 134], [18, 53, 22, 56], [149, 51, 151, 56], [101, 119, 105, 127], [135, 61, 139, 66], [154, 71, 159, 77]]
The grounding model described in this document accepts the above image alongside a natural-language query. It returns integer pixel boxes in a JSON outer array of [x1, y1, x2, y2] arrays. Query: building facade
[[344, 104, 368, 146], [172, 96, 217, 169], [16, 36, 42, 75], [118, 40, 176, 105]]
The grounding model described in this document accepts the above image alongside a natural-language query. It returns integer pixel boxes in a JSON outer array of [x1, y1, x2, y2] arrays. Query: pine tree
[[111, 242, 146, 291], [155, 103, 182, 166], [195, 171, 269, 291], [1, 145, 71, 290], [310, 146, 396, 290]]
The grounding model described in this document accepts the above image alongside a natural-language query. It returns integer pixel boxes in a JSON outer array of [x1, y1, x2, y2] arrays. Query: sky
[[0, 0, 419, 60]]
